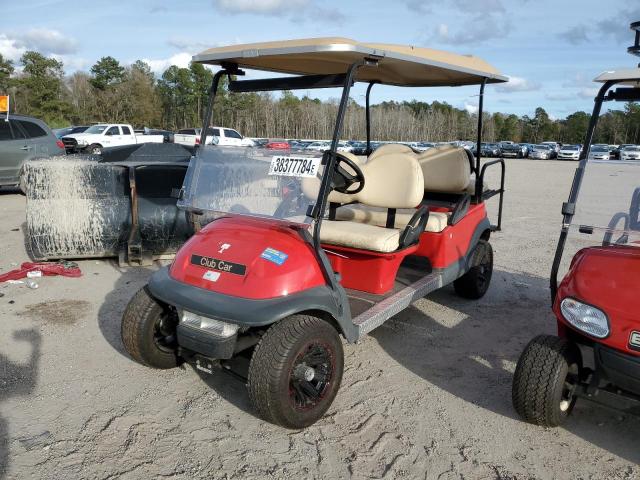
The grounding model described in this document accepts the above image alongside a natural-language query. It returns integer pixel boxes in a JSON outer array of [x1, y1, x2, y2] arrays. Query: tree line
[[0, 51, 638, 145]]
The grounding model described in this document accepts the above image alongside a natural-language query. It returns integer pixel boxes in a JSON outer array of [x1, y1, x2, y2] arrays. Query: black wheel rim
[[289, 342, 334, 411], [153, 310, 178, 353]]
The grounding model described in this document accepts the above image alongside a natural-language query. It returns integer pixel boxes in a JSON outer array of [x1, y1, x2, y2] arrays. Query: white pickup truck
[[174, 126, 255, 147], [62, 124, 165, 154]]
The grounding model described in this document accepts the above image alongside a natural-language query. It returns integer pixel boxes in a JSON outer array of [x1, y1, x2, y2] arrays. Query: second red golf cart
[[512, 22, 640, 426], [120, 38, 507, 428]]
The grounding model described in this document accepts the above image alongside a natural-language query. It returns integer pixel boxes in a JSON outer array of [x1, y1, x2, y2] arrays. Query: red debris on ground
[[0, 261, 82, 283]]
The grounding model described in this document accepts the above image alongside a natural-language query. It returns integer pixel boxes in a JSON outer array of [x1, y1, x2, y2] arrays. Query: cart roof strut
[[193, 37, 507, 87]]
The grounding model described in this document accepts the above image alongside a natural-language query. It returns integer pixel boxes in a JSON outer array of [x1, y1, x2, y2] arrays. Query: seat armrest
[[399, 206, 429, 248], [448, 193, 470, 226]]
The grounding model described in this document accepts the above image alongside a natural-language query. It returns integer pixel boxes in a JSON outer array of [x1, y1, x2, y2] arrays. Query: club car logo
[[218, 243, 231, 254], [191, 254, 246, 276], [629, 331, 640, 351]]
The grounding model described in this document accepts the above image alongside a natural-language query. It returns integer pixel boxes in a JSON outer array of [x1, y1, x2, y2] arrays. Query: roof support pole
[[474, 78, 487, 200], [365, 81, 377, 155]]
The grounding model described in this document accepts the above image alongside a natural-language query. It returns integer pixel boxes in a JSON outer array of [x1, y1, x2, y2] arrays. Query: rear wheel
[[247, 314, 344, 429], [87, 144, 102, 155], [454, 239, 493, 299], [512, 335, 580, 427], [121, 286, 179, 369]]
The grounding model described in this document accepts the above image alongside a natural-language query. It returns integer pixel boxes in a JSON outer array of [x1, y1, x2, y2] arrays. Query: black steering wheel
[[332, 152, 365, 194]]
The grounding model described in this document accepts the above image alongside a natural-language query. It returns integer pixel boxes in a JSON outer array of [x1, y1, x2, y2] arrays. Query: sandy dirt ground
[[0, 159, 638, 479]]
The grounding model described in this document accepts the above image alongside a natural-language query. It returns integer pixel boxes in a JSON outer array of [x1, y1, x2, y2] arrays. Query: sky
[[1, 0, 639, 119]]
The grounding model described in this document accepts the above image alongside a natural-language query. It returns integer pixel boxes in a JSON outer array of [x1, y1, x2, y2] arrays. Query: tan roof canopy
[[193, 37, 507, 87], [594, 68, 640, 87]]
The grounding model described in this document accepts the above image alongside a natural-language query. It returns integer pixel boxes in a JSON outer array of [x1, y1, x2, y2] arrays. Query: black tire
[[87, 144, 102, 155], [247, 314, 344, 429], [454, 239, 493, 299], [121, 286, 179, 369], [512, 335, 580, 427]]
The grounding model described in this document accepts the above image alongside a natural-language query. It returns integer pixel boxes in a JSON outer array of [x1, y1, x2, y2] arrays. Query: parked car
[[305, 141, 331, 152], [480, 142, 501, 157], [557, 144, 582, 160], [529, 144, 555, 160], [500, 142, 525, 158], [612, 144, 635, 160], [587, 144, 611, 160], [53, 125, 89, 139], [62, 124, 165, 154], [265, 139, 290, 149], [541, 141, 562, 154], [174, 126, 253, 148], [620, 145, 640, 160], [0, 114, 65, 188], [350, 141, 368, 155], [415, 142, 436, 152]]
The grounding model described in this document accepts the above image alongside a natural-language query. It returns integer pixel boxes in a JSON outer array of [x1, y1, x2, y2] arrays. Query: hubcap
[[289, 342, 333, 411]]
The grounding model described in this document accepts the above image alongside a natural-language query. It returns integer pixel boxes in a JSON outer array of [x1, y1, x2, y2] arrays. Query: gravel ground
[[0, 159, 638, 479]]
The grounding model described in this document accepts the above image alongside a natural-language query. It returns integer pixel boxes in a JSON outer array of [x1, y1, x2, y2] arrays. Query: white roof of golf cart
[[193, 37, 507, 87], [594, 68, 640, 86]]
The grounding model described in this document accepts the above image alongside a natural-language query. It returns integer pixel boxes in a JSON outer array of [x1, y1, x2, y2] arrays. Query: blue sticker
[[260, 247, 288, 266]]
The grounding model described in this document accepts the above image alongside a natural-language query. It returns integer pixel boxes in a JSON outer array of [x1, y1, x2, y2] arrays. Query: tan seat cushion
[[417, 146, 471, 193], [368, 143, 415, 161], [320, 220, 400, 253], [335, 205, 450, 233]]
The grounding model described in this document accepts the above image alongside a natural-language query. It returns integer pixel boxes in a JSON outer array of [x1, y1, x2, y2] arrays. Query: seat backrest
[[350, 151, 424, 208], [368, 143, 414, 161], [416, 145, 470, 193]]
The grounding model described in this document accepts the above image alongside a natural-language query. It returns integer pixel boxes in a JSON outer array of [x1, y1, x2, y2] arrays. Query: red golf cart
[[120, 38, 507, 428], [512, 22, 640, 426]]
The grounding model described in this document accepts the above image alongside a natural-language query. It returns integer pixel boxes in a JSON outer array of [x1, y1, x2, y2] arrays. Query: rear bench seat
[[334, 143, 472, 232]]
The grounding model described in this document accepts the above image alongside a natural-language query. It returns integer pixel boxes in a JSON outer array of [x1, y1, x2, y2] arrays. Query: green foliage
[[90, 56, 125, 90], [16, 51, 70, 126], [0, 54, 13, 93]]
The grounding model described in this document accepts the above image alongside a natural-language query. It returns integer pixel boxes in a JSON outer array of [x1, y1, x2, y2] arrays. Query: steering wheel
[[332, 152, 365, 194]]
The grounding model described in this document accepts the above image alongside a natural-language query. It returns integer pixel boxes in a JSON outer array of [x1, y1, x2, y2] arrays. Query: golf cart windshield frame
[[550, 79, 640, 303]]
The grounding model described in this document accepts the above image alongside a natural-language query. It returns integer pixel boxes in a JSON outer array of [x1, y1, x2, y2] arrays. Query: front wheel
[[247, 314, 344, 429], [121, 286, 180, 369], [454, 239, 493, 299], [512, 335, 580, 427]]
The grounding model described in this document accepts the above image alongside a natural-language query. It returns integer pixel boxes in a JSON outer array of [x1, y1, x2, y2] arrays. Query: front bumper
[[594, 343, 640, 394], [148, 266, 337, 328], [177, 322, 237, 359]]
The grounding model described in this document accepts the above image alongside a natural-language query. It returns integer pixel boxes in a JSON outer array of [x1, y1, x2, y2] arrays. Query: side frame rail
[[479, 158, 505, 231]]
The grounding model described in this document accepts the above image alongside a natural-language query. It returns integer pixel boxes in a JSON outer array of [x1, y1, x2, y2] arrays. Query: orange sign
[[0, 95, 8, 112]]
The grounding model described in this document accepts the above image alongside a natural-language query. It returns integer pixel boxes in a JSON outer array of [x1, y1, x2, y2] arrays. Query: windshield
[[591, 146, 609, 152], [563, 145, 580, 150], [563, 159, 640, 271], [178, 145, 324, 225], [84, 125, 108, 134], [623, 146, 640, 151]]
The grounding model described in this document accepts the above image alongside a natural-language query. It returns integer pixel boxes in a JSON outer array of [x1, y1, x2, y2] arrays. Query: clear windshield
[[567, 159, 640, 252], [85, 125, 108, 134], [178, 145, 324, 225]]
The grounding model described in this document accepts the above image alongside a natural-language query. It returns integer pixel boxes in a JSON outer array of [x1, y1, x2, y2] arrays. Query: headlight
[[180, 310, 239, 338], [560, 297, 609, 338]]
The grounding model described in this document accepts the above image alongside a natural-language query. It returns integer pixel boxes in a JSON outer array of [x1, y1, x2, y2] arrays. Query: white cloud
[[464, 102, 478, 114], [406, 0, 504, 14], [142, 52, 193, 74], [214, 0, 310, 15], [427, 14, 509, 45], [495, 76, 541, 93], [578, 87, 600, 99], [0, 29, 78, 64], [545, 92, 574, 101], [14, 29, 78, 55], [559, 6, 640, 45]]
